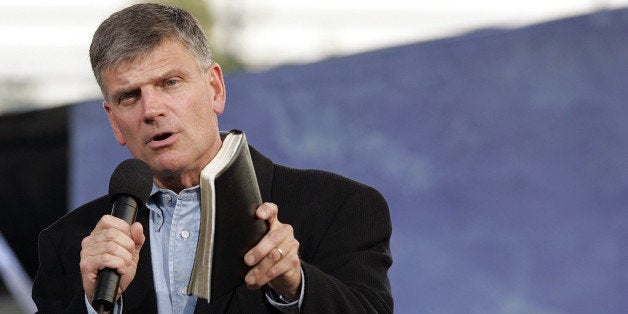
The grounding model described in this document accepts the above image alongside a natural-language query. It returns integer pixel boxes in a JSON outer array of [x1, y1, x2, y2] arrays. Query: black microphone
[[92, 159, 152, 313]]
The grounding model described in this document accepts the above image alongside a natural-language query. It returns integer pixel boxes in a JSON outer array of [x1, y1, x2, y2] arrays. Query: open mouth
[[153, 132, 173, 142]]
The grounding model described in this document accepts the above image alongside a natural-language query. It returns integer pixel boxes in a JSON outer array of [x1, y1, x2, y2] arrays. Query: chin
[[154, 160, 184, 174], [146, 153, 180, 171]]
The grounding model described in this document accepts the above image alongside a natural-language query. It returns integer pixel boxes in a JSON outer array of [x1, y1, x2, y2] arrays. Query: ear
[[207, 63, 226, 115], [103, 101, 127, 146]]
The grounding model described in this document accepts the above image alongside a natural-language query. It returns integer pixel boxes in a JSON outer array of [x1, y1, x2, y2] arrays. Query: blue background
[[70, 9, 628, 313]]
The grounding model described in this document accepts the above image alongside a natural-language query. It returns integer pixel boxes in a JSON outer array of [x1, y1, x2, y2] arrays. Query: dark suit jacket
[[32, 147, 393, 313]]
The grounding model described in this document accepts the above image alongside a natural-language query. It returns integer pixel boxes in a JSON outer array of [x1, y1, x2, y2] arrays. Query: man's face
[[102, 39, 226, 188]]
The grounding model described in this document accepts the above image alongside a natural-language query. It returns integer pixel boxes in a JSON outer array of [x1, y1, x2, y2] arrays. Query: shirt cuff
[[84, 294, 123, 314], [264, 268, 305, 313]]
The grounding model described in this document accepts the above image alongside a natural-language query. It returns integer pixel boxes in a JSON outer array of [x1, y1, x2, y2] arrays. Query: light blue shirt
[[86, 183, 302, 313], [147, 185, 201, 314]]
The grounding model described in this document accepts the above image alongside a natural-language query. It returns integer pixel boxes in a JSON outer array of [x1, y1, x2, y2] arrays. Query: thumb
[[130, 222, 145, 255]]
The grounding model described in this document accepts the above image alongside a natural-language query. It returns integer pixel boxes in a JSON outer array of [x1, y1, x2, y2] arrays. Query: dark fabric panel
[[0, 106, 68, 277]]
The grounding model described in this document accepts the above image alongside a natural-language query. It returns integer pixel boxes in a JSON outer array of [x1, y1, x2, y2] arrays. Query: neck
[[152, 154, 214, 193], [151, 131, 224, 193], [153, 174, 199, 194]]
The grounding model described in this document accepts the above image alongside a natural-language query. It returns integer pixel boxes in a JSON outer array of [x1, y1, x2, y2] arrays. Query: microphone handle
[[91, 195, 139, 312], [110, 195, 139, 224]]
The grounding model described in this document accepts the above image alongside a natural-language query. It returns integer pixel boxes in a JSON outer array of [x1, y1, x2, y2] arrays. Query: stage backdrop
[[70, 9, 628, 313]]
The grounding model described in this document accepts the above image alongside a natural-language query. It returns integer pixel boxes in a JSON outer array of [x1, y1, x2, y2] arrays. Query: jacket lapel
[[249, 145, 274, 202]]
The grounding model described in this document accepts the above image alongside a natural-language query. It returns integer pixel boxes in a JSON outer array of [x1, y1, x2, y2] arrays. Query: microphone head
[[108, 159, 153, 205]]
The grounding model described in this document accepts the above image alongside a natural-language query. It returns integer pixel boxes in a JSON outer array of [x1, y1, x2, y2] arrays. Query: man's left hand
[[244, 202, 302, 300]]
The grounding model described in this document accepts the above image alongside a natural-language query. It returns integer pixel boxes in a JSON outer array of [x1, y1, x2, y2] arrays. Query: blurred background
[[3, 0, 627, 114], [1, 0, 628, 313]]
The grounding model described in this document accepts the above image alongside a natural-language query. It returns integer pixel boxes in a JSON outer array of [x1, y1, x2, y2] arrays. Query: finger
[[244, 259, 270, 289], [81, 239, 134, 265], [269, 239, 299, 277], [246, 241, 299, 290], [245, 249, 280, 289], [245, 236, 298, 285], [130, 222, 145, 247], [98, 253, 132, 275], [272, 247, 284, 263], [244, 246, 287, 289], [80, 250, 131, 276], [244, 249, 274, 288], [266, 253, 299, 282], [89, 228, 136, 254], [129, 222, 145, 268], [256, 203, 278, 225], [94, 215, 133, 233], [244, 224, 292, 266]]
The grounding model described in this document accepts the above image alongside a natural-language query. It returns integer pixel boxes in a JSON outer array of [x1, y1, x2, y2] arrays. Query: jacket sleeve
[[299, 186, 393, 313], [32, 226, 88, 313]]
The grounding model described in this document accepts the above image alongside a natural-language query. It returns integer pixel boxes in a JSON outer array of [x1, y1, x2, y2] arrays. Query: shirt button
[[181, 287, 188, 295], [164, 194, 172, 201], [181, 230, 190, 239]]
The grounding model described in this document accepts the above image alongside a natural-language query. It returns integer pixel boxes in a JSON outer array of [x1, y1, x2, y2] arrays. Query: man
[[32, 3, 393, 313]]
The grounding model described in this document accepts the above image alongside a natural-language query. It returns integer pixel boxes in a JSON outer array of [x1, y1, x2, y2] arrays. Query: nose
[[141, 87, 166, 123]]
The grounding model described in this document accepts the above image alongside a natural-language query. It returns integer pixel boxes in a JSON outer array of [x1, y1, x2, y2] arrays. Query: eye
[[164, 78, 179, 87], [118, 90, 140, 105]]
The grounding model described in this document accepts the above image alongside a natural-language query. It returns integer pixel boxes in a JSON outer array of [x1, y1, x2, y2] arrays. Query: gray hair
[[89, 3, 212, 94]]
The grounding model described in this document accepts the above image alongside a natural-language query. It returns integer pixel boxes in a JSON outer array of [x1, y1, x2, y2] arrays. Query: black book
[[187, 130, 268, 302]]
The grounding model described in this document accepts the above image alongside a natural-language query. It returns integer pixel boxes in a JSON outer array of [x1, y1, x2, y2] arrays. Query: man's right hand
[[79, 215, 145, 303]]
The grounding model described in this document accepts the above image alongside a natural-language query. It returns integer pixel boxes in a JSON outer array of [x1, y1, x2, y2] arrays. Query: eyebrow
[[108, 68, 190, 103]]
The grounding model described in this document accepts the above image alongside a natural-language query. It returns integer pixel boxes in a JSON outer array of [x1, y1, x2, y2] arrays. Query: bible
[[187, 130, 268, 302]]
